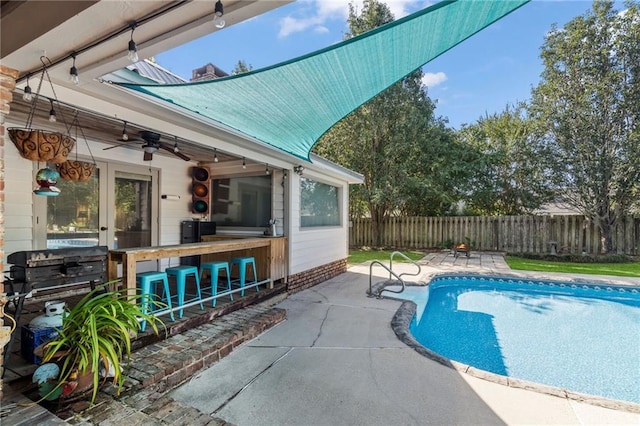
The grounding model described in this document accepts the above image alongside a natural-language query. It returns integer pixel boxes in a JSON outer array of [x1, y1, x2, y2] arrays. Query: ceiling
[[1, 1, 290, 82]]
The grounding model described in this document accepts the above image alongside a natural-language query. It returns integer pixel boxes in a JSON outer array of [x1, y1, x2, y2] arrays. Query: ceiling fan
[[104, 130, 190, 161]]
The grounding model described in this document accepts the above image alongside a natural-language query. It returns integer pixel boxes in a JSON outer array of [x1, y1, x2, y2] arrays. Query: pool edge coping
[[385, 272, 640, 415]]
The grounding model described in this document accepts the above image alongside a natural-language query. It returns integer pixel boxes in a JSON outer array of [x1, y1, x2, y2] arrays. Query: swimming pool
[[393, 275, 640, 405]]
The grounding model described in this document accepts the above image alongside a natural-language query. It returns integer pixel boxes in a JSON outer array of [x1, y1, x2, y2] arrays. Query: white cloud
[[421, 71, 447, 88], [278, 0, 430, 39]]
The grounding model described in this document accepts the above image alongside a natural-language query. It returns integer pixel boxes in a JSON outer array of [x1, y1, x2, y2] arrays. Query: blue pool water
[[398, 275, 640, 404]]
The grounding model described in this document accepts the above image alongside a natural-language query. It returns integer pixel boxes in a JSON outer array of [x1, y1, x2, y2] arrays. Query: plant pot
[[8, 128, 75, 163], [56, 160, 95, 182]]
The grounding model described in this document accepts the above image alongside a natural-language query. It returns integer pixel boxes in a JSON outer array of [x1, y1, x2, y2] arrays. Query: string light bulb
[[127, 23, 139, 62], [69, 53, 79, 85], [213, 0, 225, 28], [213, 148, 219, 163], [265, 163, 271, 175], [242, 157, 246, 169], [48, 100, 57, 123], [173, 137, 180, 153], [121, 121, 129, 141], [23, 74, 33, 102]]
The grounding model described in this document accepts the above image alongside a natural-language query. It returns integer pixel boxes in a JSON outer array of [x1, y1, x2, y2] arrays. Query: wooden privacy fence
[[350, 215, 640, 255]]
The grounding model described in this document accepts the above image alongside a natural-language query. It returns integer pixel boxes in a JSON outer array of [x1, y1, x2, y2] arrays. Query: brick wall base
[[286, 258, 347, 294]]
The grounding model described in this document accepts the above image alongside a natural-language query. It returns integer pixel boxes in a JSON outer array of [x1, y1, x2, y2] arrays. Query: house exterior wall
[[287, 169, 349, 276], [2, 115, 353, 282]]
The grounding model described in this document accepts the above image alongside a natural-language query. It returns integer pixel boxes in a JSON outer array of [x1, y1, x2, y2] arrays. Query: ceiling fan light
[[143, 145, 158, 154]]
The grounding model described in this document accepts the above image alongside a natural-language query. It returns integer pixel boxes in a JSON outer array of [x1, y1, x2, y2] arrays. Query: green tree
[[529, 0, 640, 252], [232, 60, 253, 75], [459, 104, 555, 215], [314, 0, 465, 244]]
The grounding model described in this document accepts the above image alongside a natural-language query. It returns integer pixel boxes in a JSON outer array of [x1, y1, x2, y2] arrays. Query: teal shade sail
[[118, 0, 529, 161]]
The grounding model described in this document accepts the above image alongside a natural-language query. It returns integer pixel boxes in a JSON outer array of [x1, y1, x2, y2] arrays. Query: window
[[300, 177, 340, 227], [212, 176, 272, 227]]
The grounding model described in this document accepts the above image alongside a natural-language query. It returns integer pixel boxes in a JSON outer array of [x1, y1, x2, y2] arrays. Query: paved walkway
[[2, 251, 639, 425]]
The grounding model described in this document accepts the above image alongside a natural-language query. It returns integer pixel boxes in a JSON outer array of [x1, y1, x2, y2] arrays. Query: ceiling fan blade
[[143, 151, 153, 161], [159, 143, 191, 161], [103, 143, 127, 151]]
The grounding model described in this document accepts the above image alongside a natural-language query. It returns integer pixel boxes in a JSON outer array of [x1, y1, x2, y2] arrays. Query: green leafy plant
[[42, 285, 164, 404]]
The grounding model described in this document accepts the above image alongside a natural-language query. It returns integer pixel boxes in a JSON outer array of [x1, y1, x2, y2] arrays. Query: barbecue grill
[[8, 246, 108, 292], [3, 246, 109, 374]]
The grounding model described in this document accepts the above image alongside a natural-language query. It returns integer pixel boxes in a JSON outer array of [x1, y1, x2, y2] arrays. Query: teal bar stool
[[230, 257, 258, 296], [165, 265, 204, 318], [199, 261, 232, 307], [136, 271, 175, 332]]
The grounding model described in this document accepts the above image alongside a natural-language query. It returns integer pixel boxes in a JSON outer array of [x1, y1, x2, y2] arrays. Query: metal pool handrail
[[389, 251, 421, 281], [368, 251, 422, 298]]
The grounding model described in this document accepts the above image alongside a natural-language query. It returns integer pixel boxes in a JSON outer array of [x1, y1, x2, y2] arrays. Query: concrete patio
[[169, 251, 639, 425]]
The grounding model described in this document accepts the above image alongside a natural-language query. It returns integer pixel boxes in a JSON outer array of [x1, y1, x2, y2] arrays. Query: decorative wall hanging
[[9, 56, 76, 163]]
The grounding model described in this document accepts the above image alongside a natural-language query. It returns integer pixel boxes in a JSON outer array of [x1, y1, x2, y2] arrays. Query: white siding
[[4, 128, 36, 265], [288, 169, 349, 275]]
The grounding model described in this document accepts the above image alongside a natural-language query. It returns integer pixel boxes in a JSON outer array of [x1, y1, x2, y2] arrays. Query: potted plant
[[36, 285, 164, 404]]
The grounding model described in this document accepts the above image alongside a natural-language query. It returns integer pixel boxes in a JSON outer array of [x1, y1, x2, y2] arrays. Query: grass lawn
[[506, 256, 640, 277], [348, 249, 424, 265]]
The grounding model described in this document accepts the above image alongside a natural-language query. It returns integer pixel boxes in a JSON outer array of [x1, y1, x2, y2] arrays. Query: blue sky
[[156, 1, 602, 129]]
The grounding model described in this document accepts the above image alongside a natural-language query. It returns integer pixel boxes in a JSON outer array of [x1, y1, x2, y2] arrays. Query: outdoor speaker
[[191, 166, 210, 214]]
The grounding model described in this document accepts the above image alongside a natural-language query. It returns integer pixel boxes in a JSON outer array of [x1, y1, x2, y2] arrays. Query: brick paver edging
[[60, 305, 286, 424]]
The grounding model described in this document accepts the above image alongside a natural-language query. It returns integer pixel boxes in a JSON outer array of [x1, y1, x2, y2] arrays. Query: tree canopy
[[313, 0, 468, 244], [529, 0, 640, 252], [458, 104, 555, 215]]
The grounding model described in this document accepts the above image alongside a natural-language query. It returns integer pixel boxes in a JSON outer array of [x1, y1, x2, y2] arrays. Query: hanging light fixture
[[48, 99, 57, 123], [23, 73, 33, 102], [121, 121, 129, 141], [213, 0, 225, 28], [213, 148, 219, 163], [265, 163, 271, 175], [68, 53, 79, 85], [173, 136, 180, 153], [242, 157, 246, 169], [127, 22, 139, 62]]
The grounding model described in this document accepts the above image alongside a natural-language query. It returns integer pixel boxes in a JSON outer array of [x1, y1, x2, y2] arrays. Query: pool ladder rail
[[368, 251, 421, 298]]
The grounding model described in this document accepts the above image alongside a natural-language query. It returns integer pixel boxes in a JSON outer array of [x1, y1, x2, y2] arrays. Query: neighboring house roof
[[534, 200, 581, 215], [104, 59, 186, 85], [128, 59, 187, 84], [116, 0, 529, 161]]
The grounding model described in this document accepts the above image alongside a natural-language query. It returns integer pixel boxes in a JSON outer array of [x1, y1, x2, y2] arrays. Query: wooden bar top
[[108, 238, 274, 292]]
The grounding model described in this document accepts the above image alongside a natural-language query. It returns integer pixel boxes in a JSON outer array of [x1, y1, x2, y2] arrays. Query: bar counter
[[108, 237, 287, 293]]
